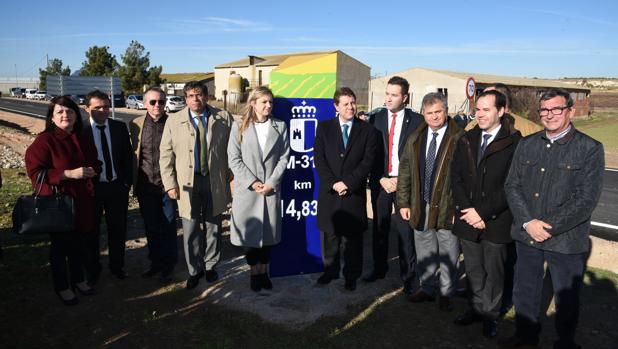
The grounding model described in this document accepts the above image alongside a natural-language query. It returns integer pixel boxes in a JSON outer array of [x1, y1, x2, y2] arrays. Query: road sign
[[466, 77, 476, 99]]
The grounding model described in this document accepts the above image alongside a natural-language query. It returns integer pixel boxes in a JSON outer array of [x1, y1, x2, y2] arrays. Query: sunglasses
[[149, 99, 166, 106]]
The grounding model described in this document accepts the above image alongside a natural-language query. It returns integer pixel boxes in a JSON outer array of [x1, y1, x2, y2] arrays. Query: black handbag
[[12, 170, 75, 235]]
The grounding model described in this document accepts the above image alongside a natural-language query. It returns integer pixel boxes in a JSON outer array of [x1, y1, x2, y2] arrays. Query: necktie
[[387, 113, 397, 173], [342, 124, 350, 148], [478, 133, 492, 164], [424, 132, 438, 203], [197, 116, 208, 175], [96, 125, 113, 182]]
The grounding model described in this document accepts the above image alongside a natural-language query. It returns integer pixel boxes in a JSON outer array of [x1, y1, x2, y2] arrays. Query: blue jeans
[[513, 241, 587, 348]]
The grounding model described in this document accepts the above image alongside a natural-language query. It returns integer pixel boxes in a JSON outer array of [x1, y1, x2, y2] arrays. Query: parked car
[[33, 90, 47, 100], [125, 94, 144, 109], [165, 96, 186, 112], [24, 88, 38, 99], [112, 93, 126, 108], [9, 87, 23, 97]]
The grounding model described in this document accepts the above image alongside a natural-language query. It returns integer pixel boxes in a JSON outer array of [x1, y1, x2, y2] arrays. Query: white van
[[24, 88, 38, 99]]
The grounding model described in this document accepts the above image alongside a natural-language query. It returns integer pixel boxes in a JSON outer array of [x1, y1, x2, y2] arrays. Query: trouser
[[137, 184, 178, 272], [322, 230, 363, 280], [245, 246, 272, 266], [50, 231, 85, 291], [502, 242, 517, 311], [182, 174, 222, 276], [414, 224, 460, 296], [460, 239, 507, 320], [371, 187, 417, 284], [513, 241, 587, 348], [92, 180, 130, 271]]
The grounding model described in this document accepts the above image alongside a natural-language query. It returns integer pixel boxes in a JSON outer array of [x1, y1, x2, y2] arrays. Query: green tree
[[38, 58, 70, 90], [118, 40, 164, 93], [80, 46, 118, 76]]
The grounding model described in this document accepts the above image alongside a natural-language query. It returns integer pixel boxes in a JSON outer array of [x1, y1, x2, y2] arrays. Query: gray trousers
[[414, 206, 460, 296], [182, 174, 222, 276], [460, 239, 507, 320]]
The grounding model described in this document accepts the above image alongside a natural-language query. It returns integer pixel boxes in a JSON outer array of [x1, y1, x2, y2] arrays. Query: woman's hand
[[251, 181, 264, 191], [255, 183, 273, 195], [64, 167, 96, 179]]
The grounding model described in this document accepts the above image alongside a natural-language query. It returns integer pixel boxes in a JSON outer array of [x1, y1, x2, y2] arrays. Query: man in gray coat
[[160, 81, 233, 290], [500, 88, 604, 349]]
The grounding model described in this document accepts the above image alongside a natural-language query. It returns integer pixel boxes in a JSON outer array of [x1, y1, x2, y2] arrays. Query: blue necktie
[[342, 124, 350, 148], [478, 134, 492, 165], [424, 132, 438, 203]]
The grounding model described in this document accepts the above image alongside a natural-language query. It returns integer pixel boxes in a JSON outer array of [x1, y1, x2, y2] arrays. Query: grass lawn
[[1, 168, 617, 348]]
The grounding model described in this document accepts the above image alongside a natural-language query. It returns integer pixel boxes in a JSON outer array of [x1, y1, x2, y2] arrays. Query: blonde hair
[[238, 86, 274, 143]]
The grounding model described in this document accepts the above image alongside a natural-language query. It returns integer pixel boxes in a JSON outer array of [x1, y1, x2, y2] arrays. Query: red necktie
[[387, 113, 397, 173]]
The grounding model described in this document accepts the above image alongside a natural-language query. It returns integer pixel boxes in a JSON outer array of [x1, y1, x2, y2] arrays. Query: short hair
[[477, 90, 507, 111], [45, 96, 83, 133], [486, 83, 512, 108], [387, 76, 410, 96], [85, 89, 110, 106], [183, 81, 207, 97], [144, 86, 166, 98], [421, 92, 447, 113], [333, 87, 356, 105], [539, 88, 573, 108]]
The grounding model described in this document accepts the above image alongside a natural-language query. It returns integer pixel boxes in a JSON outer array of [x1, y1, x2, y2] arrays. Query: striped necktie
[[424, 132, 438, 203]]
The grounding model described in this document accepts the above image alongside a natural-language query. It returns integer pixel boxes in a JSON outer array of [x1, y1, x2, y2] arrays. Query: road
[[0, 97, 137, 123], [1, 97, 617, 240]]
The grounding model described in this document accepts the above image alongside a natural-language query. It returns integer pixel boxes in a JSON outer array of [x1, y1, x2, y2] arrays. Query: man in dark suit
[[314, 87, 377, 291], [366, 76, 423, 296], [451, 90, 521, 338], [84, 90, 133, 283]]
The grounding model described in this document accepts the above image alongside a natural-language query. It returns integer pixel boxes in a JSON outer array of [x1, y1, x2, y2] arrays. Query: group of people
[[312, 78, 603, 349], [24, 76, 603, 349]]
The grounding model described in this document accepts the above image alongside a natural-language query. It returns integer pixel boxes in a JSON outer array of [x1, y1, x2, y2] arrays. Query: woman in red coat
[[25, 96, 101, 305]]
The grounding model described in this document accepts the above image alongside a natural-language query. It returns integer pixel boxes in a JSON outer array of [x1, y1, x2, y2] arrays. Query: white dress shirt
[[425, 123, 448, 158], [89, 117, 117, 182], [387, 109, 405, 176]]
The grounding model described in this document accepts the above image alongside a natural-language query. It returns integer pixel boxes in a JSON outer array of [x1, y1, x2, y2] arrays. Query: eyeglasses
[[538, 106, 569, 117], [148, 99, 166, 106]]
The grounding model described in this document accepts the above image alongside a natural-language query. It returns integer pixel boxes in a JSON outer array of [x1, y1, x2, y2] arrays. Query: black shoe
[[454, 310, 483, 326], [408, 289, 435, 303], [498, 335, 539, 348], [250, 275, 261, 292], [204, 269, 218, 282], [483, 320, 499, 338], [362, 270, 386, 283], [260, 273, 273, 290], [110, 268, 128, 280], [438, 296, 453, 312], [344, 279, 357, 291], [72, 282, 95, 296], [186, 271, 204, 290], [142, 267, 161, 278], [317, 273, 339, 285], [56, 290, 79, 306]]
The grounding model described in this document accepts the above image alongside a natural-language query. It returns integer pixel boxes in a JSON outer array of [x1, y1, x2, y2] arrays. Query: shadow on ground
[[0, 209, 617, 349]]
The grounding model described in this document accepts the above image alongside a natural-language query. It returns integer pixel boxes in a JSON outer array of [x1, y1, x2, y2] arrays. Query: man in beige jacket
[[160, 81, 233, 290]]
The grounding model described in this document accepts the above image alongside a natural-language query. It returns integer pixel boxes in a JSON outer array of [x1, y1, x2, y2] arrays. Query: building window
[[258, 70, 262, 86]]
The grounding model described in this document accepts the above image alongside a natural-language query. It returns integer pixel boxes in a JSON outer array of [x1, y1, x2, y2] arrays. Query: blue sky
[[1, 0, 617, 79]]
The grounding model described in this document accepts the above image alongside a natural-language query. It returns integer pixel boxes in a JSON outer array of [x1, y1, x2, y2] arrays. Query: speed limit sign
[[466, 77, 476, 99]]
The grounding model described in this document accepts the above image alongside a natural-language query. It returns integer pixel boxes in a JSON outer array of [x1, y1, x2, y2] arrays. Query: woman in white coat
[[227, 86, 290, 292]]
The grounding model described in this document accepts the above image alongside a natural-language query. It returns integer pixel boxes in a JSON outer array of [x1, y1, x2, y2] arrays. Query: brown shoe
[[408, 289, 435, 303], [439, 296, 453, 311]]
